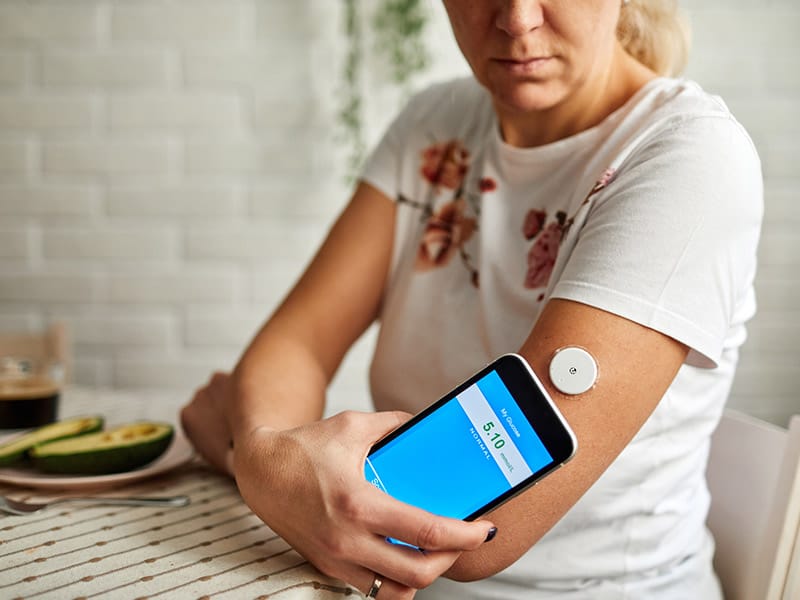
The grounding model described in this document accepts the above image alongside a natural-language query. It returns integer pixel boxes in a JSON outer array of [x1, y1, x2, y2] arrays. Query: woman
[[181, 1, 762, 598]]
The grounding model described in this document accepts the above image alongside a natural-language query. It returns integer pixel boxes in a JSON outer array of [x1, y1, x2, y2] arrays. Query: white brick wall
[[110, 3, 248, 43], [42, 51, 170, 88], [0, 183, 100, 216], [43, 140, 173, 176], [0, 0, 797, 425], [0, 4, 99, 44], [676, 1, 800, 426], [0, 52, 30, 86], [0, 97, 95, 130]]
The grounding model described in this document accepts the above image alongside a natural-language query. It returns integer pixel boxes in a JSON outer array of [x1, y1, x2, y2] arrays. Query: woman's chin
[[480, 71, 565, 113], [490, 83, 566, 116]]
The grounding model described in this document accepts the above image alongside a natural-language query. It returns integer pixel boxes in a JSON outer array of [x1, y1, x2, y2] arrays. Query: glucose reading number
[[483, 421, 506, 449]]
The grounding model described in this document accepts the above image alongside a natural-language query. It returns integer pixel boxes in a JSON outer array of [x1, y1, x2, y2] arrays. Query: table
[[0, 387, 362, 600]]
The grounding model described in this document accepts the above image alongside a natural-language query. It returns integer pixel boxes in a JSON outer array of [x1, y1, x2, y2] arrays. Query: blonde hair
[[617, 0, 691, 77]]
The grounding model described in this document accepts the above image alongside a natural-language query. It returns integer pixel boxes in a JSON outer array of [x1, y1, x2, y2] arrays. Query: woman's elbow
[[443, 551, 508, 582]]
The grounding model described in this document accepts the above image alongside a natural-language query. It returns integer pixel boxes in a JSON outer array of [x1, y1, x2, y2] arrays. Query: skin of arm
[[226, 180, 397, 440], [181, 179, 690, 595], [181, 180, 497, 598], [179, 92, 692, 600], [445, 298, 689, 581], [228, 184, 687, 587], [181, 180, 396, 473]]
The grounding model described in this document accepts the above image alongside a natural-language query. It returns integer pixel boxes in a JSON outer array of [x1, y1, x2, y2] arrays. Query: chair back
[[706, 410, 800, 600]]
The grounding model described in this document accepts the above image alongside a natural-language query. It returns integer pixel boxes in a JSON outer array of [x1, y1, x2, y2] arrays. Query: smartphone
[[364, 353, 577, 525]]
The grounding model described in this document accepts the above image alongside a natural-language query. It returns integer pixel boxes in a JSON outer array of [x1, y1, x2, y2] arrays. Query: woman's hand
[[233, 410, 497, 599], [180, 371, 235, 476]]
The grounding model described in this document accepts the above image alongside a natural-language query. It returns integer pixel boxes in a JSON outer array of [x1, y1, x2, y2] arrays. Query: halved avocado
[[0, 416, 104, 467], [30, 422, 174, 475]]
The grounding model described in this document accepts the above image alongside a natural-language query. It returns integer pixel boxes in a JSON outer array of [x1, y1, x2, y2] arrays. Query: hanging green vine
[[372, 0, 430, 90], [339, 0, 367, 178], [338, 0, 430, 179]]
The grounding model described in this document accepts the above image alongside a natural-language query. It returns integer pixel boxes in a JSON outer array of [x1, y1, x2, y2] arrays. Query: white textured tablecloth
[[0, 387, 361, 600]]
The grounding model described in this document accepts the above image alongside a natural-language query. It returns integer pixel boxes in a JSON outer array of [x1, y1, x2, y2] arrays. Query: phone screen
[[364, 360, 570, 522]]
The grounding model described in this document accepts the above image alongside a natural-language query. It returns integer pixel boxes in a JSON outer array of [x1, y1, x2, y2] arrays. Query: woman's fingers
[[347, 566, 416, 600], [356, 536, 464, 591], [180, 371, 235, 476], [324, 482, 496, 588], [322, 542, 449, 598], [334, 410, 495, 550], [352, 567, 415, 600], [235, 410, 494, 596], [358, 487, 496, 552], [338, 409, 413, 443]]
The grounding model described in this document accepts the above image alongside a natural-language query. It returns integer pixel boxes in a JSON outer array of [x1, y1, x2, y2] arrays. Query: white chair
[[706, 409, 800, 599]]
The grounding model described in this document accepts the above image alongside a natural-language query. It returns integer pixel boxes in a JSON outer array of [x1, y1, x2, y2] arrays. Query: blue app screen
[[364, 370, 553, 520]]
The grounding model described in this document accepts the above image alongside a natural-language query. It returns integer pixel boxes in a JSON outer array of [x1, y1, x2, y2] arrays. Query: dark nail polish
[[485, 527, 498, 542]]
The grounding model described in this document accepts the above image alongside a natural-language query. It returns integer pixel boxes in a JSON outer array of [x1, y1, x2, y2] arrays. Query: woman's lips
[[494, 56, 553, 75]]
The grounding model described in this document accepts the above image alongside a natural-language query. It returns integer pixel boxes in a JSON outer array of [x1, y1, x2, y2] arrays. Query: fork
[[0, 494, 190, 515]]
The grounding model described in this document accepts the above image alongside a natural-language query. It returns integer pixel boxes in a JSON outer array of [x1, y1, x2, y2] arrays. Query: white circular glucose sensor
[[549, 346, 598, 396]]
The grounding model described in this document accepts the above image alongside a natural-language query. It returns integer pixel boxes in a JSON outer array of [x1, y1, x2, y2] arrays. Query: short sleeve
[[359, 78, 486, 202], [551, 114, 763, 368], [359, 93, 423, 202]]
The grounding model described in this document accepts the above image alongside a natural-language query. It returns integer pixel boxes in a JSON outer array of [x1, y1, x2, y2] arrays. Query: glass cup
[[0, 356, 63, 429]]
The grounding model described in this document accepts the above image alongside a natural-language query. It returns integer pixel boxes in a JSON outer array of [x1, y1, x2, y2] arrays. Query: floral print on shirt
[[419, 140, 470, 192], [399, 138, 495, 287], [400, 137, 618, 295], [415, 197, 476, 271], [523, 167, 618, 299], [524, 214, 564, 290]]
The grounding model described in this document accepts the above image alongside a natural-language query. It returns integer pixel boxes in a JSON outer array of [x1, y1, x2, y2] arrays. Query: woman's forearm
[[228, 316, 332, 441], [225, 183, 396, 442]]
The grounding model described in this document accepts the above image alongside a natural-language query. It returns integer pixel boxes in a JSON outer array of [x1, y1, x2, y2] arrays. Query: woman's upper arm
[[444, 116, 761, 580], [447, 297, 688, 580]]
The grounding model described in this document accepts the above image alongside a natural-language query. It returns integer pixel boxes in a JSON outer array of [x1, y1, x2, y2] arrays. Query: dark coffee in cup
[[0, 376, 60, 429]]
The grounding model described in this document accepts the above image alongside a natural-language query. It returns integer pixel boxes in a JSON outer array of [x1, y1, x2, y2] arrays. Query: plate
[[0, 428, 194, 491]]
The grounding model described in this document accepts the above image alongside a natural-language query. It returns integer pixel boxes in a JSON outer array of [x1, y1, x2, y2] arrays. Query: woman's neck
[[496, 46, 656, 148]]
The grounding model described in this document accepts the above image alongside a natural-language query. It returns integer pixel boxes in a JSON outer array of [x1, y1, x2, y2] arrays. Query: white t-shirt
[[361, 77, 762, 599]]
